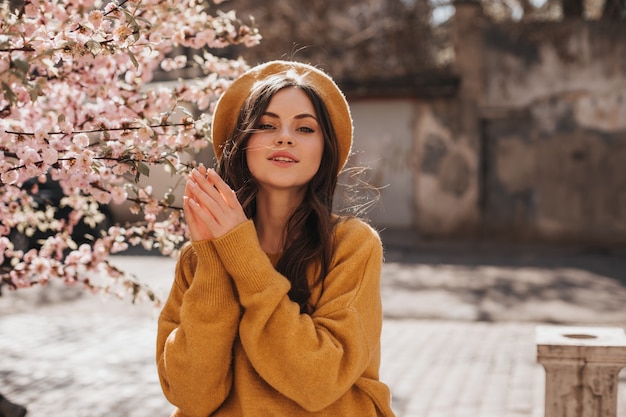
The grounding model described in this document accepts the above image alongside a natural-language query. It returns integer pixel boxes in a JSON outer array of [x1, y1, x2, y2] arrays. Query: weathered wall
[[407, 1, 485, 237], [404, 4, 626, 244], [479, 19, 626, 243], [345, 100, 417, 228], [411, 99, 480, 235]]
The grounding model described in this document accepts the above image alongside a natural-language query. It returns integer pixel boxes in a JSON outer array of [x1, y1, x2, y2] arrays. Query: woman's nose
[[274, 132, 293, 146]]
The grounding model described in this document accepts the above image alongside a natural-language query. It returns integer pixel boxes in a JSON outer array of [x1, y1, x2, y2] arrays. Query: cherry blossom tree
[[0, 0, 260, 302]]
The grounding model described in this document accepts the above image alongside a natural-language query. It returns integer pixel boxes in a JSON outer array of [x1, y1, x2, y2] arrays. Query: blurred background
[[143, 0, 626, 249], [3, 0, 626, 416]]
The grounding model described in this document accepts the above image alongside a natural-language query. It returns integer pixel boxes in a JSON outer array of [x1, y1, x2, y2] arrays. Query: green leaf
[[26, 82, 42, 102], [128, 49, 138, 68], [12, 59, 29, 74], [122, 10, 141, 39], [85, 39, 102, 56], [137, 161, 150, 177], [1, 82, 17, 106], [135, 16, 153, 28]]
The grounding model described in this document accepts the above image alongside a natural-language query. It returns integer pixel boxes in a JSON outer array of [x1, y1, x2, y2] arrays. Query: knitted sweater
[[156, 217, 395, 417]]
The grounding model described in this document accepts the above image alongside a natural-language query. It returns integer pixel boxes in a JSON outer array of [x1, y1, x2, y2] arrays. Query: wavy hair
[[215, 72, 341, 312]]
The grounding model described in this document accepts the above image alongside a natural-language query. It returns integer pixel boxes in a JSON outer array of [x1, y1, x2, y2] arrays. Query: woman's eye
[[298, 126, 315, 133], [257, 124, 274, 130]]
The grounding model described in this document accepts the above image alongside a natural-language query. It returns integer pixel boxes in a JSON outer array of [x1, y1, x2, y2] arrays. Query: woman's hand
[[183, 166, 247, 241]]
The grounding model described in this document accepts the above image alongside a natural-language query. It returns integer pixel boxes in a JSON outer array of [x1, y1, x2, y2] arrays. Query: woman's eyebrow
[[263, 111, 318, 121]]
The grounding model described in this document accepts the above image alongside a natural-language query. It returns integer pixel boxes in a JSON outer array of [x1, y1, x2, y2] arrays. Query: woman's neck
[[254, 189, 303, 255]]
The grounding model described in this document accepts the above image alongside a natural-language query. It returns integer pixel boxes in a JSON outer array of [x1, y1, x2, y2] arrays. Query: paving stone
[[0, 239, 625, 417]]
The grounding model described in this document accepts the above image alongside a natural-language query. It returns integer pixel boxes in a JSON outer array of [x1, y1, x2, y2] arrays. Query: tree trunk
[[562, 0, 584, 18]]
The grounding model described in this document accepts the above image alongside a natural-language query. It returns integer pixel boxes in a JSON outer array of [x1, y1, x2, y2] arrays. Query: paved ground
[[1, 232, 625, 417]]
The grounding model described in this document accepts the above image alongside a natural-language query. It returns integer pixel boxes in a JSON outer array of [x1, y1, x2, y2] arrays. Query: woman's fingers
[[184, 193, 220, 241], [184, 174, 219, 241], [184, 168, 247, 239], [206, 169, 242, 210], [187, 173, 226, 219], [204, 170, 248, 234]]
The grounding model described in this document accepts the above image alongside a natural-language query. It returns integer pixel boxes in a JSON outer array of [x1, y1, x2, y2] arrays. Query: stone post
[[536, 325, 626, 417], [413, 0, 485, 236]]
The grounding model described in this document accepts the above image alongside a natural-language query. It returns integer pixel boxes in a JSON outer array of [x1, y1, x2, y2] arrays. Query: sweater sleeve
[[156, 241, 241, 417], [211, 219, 384, 412]]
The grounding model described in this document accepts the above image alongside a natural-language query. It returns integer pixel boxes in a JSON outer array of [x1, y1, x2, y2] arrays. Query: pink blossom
[[149, 31, 163, 43], [113, 25, 132, 42], [1, 0, 260, 301], [112, 163, 129, 176], [92, 189, 112, 205], [41, 148, 59, 166], [172, 26, 193, 45], [88, 10, 104, 29], [111, 241, 129, 253], [18, 147, 41, 166], [34, 127, 49, 141], [73, 133, 90, 148], [0, 170, 19, 184], [104, 2, 117, 14], [137, 125, 153, 141], [58, 119, 73, 134], [32, 257, 51, 276], [24, 2, 39, 18]]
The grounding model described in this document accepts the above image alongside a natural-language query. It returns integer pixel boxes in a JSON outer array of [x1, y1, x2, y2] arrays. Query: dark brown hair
[[215, 72, 341, 312]]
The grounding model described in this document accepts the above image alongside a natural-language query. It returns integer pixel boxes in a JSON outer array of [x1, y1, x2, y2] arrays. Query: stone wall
[[409, 4, 626, 244], [480, 19, 626, 243]]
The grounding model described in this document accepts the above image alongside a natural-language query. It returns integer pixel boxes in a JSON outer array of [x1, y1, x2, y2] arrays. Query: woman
[[0, 393, 27, 417], [156, 60, 395, 417]]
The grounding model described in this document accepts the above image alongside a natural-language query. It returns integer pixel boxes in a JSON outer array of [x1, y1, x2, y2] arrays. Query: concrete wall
[[393, 5, 626, 244], [478, 19, 626, 244], [345, 100, 417, 228]]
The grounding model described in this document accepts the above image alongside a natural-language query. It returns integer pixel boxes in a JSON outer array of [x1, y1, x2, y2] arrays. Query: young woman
[[156, 60, 396, 417]]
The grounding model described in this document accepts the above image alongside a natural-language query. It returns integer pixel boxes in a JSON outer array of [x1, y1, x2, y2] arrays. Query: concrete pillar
[[536, 325, 626, 417], [412, 0, 485, 236]]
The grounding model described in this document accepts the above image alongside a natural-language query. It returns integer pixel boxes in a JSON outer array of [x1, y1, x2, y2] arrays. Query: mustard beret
[[211, 60, 353, 172]]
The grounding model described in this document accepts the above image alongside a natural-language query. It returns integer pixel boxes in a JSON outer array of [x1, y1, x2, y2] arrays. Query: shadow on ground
[[379, 230, 626, 324]]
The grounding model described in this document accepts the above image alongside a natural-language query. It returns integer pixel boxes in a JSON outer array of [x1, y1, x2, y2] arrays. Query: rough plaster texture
[[413, 103, 480, 235], [484, 23, 626, 109], [460, 8, 626, 243], [347, 100, 417, 227], [480, 94, 626, 242]]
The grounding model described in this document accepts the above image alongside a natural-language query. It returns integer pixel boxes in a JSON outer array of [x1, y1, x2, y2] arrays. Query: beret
[[211, 60, 353, 172]]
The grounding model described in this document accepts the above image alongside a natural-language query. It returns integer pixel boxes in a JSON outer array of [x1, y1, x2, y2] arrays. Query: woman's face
[[245, 87, 324, 195]]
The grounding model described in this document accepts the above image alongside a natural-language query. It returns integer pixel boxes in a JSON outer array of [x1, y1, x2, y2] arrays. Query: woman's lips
[[268, 151, 299, 164]]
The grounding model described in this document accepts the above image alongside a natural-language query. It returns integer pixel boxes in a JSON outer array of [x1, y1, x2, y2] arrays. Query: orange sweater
[[156, 218, 395, 417]]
